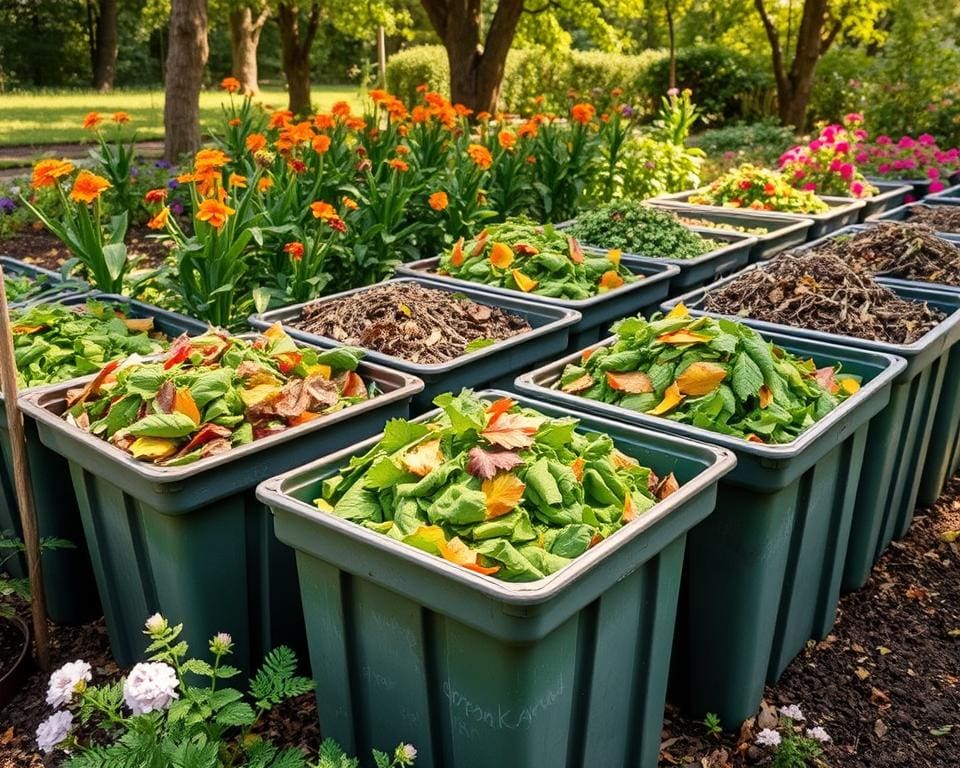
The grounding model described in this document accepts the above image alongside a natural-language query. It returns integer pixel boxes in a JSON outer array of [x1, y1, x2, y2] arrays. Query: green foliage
[[569, 202, 714, 260], [703, 712, 723, 737], [384, 46, 451, 107], [0, 533, 74, 618], [693, 121, 798, 181]]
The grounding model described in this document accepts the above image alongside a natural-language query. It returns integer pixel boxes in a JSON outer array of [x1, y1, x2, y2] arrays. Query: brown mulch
[[1, 477, 958, 766], [0, 226, 171, 273]]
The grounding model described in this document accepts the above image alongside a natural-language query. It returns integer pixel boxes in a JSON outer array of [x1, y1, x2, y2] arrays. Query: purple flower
[[130, 167, 140, 178], [0, 197, 15, 214], [155, 160, 173, 170], [167, 179, 180, 190], [620, 105, 635, 118], [170, 200, 184, 216]]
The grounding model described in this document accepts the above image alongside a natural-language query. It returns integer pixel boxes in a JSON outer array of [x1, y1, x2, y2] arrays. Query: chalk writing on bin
[[441, 674, 565, 731]]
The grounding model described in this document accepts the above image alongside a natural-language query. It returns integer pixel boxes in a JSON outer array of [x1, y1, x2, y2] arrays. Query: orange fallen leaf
[[676, 362, 726, 396], [759, 385, 773, 408], [450, 236, 465, 266], [123, 317, 155, 333], [599, 270, 624, 290], [12, 324, 47, 334], [482, 411, 542, 449], [340, 371, 367, 398], [656, 472, 679, 500], [580, 347, 596, 363], [289, 411, 322, 426], [174, 388, 201, 424], [440, 536, 501, 575], [746, 434, 765, 444], [606, 370, 654, 393], [568, 236, 584, 263], [511, 268, 538, 292], [561, 373, 594, 393], [482, 472, 526, 518], [485, 397, 516, 420], [611, 449, 639, 469], [489, 241, 514, 268], [647, 382, 684, 416], [571, 456, 584, 482], [657, 329, 711, 345], [514, 242, 539, 255], [622, 493, 636, 522], [263, 321, 286, 342], [471, 229, 489, 257], [402, 439, 444, 477]]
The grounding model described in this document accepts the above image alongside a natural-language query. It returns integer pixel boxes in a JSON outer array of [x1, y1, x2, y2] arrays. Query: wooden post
[[0, 266, 50, 670], [377, 25, 387, 88]]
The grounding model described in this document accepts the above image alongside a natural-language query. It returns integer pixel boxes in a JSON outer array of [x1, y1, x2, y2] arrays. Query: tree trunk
[[664, 0, 676, 90], [92, 0, 118, 92], [420, 0, 524, 114], [230, 4, 268, 94], [164, 0, 209, 162], [277, 2, 320, 116]]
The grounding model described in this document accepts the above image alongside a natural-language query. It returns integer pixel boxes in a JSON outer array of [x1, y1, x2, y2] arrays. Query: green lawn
[[0, 86, 363, 148]]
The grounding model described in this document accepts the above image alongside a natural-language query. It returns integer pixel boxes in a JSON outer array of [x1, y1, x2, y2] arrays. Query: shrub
[[693, 121, 798, 181], [641, 45, 772, 122], [385, 45, 450, 106]]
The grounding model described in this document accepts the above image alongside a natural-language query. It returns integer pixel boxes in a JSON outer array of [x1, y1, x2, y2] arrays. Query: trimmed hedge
[[387, 44, 770, 123]]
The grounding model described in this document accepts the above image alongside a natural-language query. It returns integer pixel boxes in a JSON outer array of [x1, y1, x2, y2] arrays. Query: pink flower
[[898, 136, 916, 149], [793, 169, 806, 180], [919, 134, 936, 146], [878, 163, 891, 174], [856, 151, 869, 163], [929, 180, 945, 193], [877, 135, 892, 145], [844, 112, 864, 125], [803, 182, 817, 191], [830, 158, 843, 172], [851, 181, 865, 196], [667, 87, 679, 97], [902, 158, 917, 170], [927, 167, 941, 179], [854, 129, 868, 140], [834, 141, 849, 154], [809, 140, 822, 151], [840, 163, 854, 180]]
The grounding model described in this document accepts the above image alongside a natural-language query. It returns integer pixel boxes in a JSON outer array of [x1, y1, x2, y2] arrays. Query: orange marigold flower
[[144, 188, 167, 204], [112, 111, 131, 124], [310, 201, 336, 220], [197, 199, 235, 229], [314, 113, 334, 129], [498, 130, 516, 150], [327, 215, 347, 233], [147, 207, 170, 230], [228, 173, 247, 188], [69, 171, 112, 204], [424, 92, 446, 108], [416, 83, 429, 93], [82, 112, 102, 130], [228, 118, 241, 127], [32, 159, 75, 189], [533, 95, 546, 105], [571, 103, 596, 125], [341, 196, 358, 210], [411, 106, 430, 123], [221, 76, 242, 93], [428, 191, 448, 211], [476, 111, 492, 122], [395, 144, 410, 156], [454, 104, 473, 118], [388, 158, 409, 172], [517, 121, 538, 139], [284, 242, 305, 261], [246, 133, 267, 152], [332, 101, 352, 118], [384, 98, 408, 120], [611, 87, 624, 98], [345, 117, 366, 131], [467, 143, 492, 170], [312, 135, 331, 154], [194, 148, 230, 172], [369, 89, 389, 103], [257, 177, 274, 192], [268, 110, 294, 129]]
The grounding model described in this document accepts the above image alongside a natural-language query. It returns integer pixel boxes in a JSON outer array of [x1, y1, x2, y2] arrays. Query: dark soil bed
[[2, 477, 958, 766], [0, 618, 27, 680], [0, 226, 171, 273], [907, 205, 960, 234]]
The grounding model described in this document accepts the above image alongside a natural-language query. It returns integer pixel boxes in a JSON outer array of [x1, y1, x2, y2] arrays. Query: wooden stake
[[0, 266, 50, 670]]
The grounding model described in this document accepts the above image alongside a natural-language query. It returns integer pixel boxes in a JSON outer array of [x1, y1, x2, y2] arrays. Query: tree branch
[[753, 0, 787, 96], [820, 18, 842, 54], [419, 0, 449, 40], [302, 0, 321, 54]]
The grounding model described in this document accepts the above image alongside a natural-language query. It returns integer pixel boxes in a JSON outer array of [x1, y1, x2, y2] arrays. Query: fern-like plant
[[33, 614, 417, 768]]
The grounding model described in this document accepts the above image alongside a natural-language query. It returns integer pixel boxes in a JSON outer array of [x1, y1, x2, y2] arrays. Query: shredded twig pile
[[703, 253, 946, 344], [293, 282, 532, 364], [905, 204, 960, 234], [813, 222, 960, 286]]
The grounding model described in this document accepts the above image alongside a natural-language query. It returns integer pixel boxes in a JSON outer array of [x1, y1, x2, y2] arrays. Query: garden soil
[[1, 477, 958, 766], [0, 226, 170, 273]]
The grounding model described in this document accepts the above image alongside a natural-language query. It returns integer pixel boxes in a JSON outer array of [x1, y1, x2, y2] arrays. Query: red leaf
[[466, 446, 525, 479], [66, 359, 121, 408]]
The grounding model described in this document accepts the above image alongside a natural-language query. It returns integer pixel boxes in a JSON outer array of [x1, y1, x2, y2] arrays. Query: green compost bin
[[21, 358, 424, 673], [249, 277, 582, 412], [662, 273, 960, 593], [515, 333, 904, 727], [395, 257, 679, 351], [0, 294, 207, 625], [2, 256, 89, 308], [256, 390, 736, 768]]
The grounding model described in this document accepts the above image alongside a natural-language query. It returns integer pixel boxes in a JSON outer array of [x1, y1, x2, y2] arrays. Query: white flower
[[779, 704, 805, 721], [210, 632, 233, 654], [144, 613, 168, 634], [46, 660, 92, 708], [36, 710, 73, 754], [756, 728, 782, 748], [123, 662, 180, 715], [400, 743, 417, 764], [807, 726, 831, 742]]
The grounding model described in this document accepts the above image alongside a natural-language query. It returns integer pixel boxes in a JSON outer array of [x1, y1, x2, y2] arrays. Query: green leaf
[[215, 701, 257, 726], [102, 243, 128, 282], [127, 412, 198, 438], [312, 346, 364, 372], [731, 352, 763, 401], [379, 419, 430, 453], [464, 337, 497, 353]]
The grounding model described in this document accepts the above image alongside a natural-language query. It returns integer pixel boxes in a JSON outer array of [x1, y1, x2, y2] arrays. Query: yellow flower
[[147, 207, 170, 230], [69, 171, 112, 204]]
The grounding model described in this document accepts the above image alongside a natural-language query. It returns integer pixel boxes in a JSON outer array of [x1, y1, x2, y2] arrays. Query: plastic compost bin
[[876, 279, 960, 507], [20, 353, 424, 671], [256, 390, 736, 768], [662, 271, 960, 594], [515, 334, 904, 726], [1, 256, 89, 308], [0, 294, 207, 625], [249, 277, 581, 412], [867, 201, 960, 238], [867, 172, 960, 201], [925, 183, 960, 203], [394, 257, 679, 351], [645, 201, 814, 262], [652, 189, 866, 241]]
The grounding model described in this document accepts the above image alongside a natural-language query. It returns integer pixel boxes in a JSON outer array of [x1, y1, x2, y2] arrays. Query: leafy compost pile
[[810, 223, 960, 286], [316, 390, 677, 581], [291, 282, 532, 365], [703, 253, 947, 343], [689, 165, 831, 214], [12, 301, 169, 389], [904, 204, 960, 233], [437, 219, 637, 300], [5, 272, 84, 305], [567, 201, 717, 260], [555, 304, 861, 444], [63, 324, 374, 466]]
